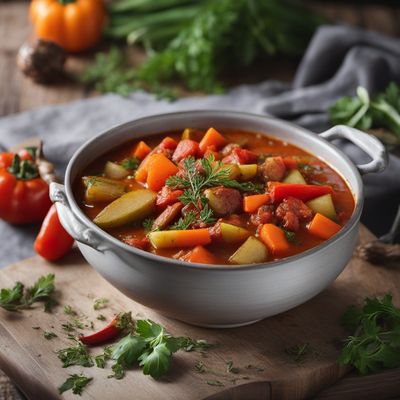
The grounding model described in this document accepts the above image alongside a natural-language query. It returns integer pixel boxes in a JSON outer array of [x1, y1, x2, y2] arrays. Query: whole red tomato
[[0, 149, 52, 224]]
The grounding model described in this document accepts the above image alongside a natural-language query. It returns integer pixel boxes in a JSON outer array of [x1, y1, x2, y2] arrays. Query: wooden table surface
[[0, 2, 399, 399]]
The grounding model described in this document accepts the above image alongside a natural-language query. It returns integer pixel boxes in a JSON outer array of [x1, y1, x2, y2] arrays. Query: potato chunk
[[306, 194, 337, 221], [229, 236, 268, 264], [83, 176, 126, 203], [283, 169, 306, 184], [104, 161, 130, 180], [238, 164, 257, 181], [220, 222, 251, 244], [94, 189, 156, 228]]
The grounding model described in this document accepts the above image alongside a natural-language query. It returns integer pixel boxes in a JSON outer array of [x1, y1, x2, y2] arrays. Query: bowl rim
[[64, 110, 363, 271]]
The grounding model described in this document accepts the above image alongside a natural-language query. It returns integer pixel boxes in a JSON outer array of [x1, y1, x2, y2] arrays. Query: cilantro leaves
[[338, 294, 400, 375], [0, 274, 55, 312]]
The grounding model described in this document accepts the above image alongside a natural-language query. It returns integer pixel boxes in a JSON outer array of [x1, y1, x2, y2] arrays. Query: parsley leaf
[[64, 305, 77, 315], [111, 334, 147, 367], [0, 282, 24, 311], [0, 274, 55, 312], [139, 342, 172, 379], [58, 374, 92, 396], [338, 294, 400, 375]]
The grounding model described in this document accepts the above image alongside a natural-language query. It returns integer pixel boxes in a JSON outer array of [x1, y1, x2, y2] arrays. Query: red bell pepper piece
[[34, 204, 74, 261], [79, 312, 133, 345], [269, 182, 333, 203], [0, 151, 52, 224]]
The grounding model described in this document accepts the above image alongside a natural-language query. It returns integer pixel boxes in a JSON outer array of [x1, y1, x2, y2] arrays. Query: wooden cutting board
[[0, 225, 399, 400]]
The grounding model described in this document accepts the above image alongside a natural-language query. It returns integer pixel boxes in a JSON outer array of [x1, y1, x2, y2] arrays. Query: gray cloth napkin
[[0, 25, 399, 267]]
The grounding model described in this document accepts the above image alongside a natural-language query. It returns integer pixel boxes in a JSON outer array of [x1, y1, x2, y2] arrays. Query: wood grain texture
[[0, 225, 399, 400]]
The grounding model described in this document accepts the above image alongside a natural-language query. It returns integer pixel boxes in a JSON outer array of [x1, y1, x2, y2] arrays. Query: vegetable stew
[[75, 128, 355, 265]]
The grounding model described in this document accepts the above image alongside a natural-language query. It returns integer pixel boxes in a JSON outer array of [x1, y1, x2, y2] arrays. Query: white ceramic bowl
[[51, 111, 387, 327]]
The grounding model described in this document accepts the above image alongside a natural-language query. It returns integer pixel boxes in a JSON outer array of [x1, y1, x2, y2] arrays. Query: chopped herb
[[44, 331, 58, 340], [58, 374, 92, 396], [285, 343, 312, 364], [97, 314, 106, 321], [115, 311, 134, 330], [62, 322, 76, 332], [64, 305, 77, 315], [93, 298, 109, 311], [194, 360, 206, 373], [206, 380, 224, 387], [169, 211, 197, 230], [338, 293, 400, 375], [44, 298, 57, 313], [56, 341, 94, 368], [0, 274, 55, 312], [108, 363, 125, 379], [142, 217, 155, 233], [284, 230, 296, 243], [32, 326, 40, 330], [226, 361, 239, 374], [95, 346, 113, 369], [121, 157, 139, 171]]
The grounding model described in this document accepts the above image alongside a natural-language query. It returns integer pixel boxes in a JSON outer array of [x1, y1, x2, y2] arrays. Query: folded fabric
[[0, 25, 399, 267]]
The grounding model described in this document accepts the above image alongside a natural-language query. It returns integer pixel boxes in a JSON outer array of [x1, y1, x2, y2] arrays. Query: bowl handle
[[50, 182, 108, 252], [319, 125, 388, 175]]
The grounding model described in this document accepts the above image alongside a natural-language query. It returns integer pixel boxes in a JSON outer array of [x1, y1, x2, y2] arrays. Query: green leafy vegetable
[[330, 83, 400, 151], [284, 230, 296, 243], [207, 380, 224, 387], [338, 294, 400, 375], [226, 360, 239, 374], [142, 217, 156, 233], [58, 374, 92, 396], [97, 314, 106, 321], [83, 0, 321, 98], [57, 341, 94, 368], [0, 274, 55, 312]]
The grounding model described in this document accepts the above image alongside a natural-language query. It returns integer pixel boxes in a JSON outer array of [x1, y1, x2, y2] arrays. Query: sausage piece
[[152, 202, 183, 230], [275, 196, 312, 231], [260, 156, 286, 182], [204, 186, 242, 216]]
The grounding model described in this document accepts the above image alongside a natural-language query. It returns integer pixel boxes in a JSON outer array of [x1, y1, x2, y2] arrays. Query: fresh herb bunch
[[57, 340, 94, 368], [166, 155, 262, 228], [110, 319, 208, 379], [83, 0, 321, 97], [330, 83, 400, 152], [338, 294, 400, 375], [0, 274, 55, 312]]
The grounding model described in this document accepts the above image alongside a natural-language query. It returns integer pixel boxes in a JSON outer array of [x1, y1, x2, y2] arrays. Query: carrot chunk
[[308, 213, 341, 240], [243, 194, 270, 213], [186, 245, 217, 264], [132, 141, 151, 160], [199, 127, 226, 153], [146, 154, 179, 191], [259, 224, 289, 255]]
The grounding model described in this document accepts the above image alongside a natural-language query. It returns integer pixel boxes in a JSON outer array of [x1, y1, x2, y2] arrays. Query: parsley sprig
[[0, 274, 55, 312], [110, 319, 209, 379], [166, 155, 262, 228], [338, 294, 400, 375]]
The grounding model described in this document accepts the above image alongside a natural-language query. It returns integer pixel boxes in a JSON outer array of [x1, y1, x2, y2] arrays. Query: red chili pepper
[[79, 312, 133, 346], [269, 182, 333, 203], [0, 151, 52, 224], [34, 204, 74, 261]]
